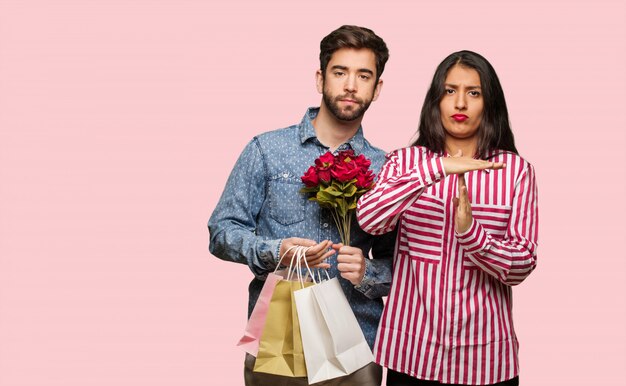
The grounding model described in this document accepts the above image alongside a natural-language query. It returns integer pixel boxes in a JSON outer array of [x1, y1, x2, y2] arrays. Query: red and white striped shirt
[[357, 146, 538, 385]]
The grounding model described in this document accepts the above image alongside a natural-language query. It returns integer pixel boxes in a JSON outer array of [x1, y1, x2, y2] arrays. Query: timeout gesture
[[444, 150, 506, 234], [442, 149, 506, 175], [453, 174, 472, 234]]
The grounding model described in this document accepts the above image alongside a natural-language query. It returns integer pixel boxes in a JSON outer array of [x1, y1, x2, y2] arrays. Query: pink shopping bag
[[236, 271, 284, 356]]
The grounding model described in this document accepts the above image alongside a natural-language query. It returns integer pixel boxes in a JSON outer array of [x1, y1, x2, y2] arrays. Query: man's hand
[[442, 149, 506, 175], [279, 237, 333, 269], [453, 174, 472, 234], [333, 243, 366, 286]]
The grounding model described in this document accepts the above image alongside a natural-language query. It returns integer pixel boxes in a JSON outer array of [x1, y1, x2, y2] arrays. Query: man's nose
[[344, 74, 357, 93]]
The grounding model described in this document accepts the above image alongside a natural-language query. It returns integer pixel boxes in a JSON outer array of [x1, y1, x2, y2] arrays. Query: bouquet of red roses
[[300, 149, 375, 246]]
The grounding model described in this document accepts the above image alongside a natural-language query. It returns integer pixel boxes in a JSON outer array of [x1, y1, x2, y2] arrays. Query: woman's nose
[[455, 93, 467, 110]]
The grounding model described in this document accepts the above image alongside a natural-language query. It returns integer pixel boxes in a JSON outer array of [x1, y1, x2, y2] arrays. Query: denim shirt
[[208, 107, 396, 347]]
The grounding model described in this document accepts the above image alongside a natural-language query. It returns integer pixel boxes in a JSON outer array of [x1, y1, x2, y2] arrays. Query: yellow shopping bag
[[253, 278, 313, 377]]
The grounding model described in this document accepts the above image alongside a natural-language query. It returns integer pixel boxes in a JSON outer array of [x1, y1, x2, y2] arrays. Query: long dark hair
[[412, 50, 518, 158]]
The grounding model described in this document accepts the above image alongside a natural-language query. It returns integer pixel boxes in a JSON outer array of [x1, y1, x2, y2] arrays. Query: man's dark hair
[[413, 50, 518, 158], [319, 25, 389, 81]]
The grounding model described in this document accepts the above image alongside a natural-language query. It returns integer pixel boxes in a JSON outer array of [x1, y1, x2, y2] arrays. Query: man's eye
[[469, 91, 481, 97], [359, 75, 370, 80], [334, 71, 345, 76], [445, 89, 455, 94]]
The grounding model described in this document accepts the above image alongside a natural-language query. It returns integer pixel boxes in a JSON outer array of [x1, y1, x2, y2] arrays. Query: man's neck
[[312, 104, 362, 152]]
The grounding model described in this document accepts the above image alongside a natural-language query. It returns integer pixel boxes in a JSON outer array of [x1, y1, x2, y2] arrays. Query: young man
[[208, 25, 395, 386]]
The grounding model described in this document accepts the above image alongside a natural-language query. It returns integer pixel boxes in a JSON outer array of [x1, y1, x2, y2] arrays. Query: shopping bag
[[253, 246, 313, 377], [236, 271, 284, 356], [294, 277, 374, 384], [236, 245, 300, 356], [253, 279, 313, 376]]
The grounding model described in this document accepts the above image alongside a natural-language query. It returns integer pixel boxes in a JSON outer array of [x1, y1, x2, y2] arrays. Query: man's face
[[317, 48, 382, 122]]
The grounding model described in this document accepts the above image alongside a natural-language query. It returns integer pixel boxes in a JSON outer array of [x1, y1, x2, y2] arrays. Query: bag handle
[[316, 267, 331, 282], [276, 244, 331, 286], [275, 245, 300, 274], [286, 245, 310, 282], [296, 247, 331, 287], [292, 246, 303, 283], [298, 246, 315, 287]]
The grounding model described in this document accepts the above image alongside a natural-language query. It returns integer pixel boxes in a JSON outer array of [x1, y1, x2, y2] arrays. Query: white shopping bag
[[294, 276, 374, 384]]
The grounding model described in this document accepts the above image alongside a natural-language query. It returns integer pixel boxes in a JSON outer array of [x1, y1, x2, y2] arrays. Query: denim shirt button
[[323, 223, 329, 228]]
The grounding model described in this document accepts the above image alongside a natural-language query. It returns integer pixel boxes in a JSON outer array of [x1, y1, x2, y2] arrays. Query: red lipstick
[[452, 114, 468, 122]]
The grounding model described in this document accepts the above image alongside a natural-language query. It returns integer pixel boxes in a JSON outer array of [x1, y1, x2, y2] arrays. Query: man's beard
[[322, 87, 373, 122]]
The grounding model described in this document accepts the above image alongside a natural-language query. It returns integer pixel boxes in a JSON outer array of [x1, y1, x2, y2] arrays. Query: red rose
[[301, 166, 319, 187], [315, 152, 335, 183], [315, 152, 335, 169], [354, 154, 371, 173], [331, 156, 360, 182], [355, 170, 375, 188], [316, 169, 330, 183]]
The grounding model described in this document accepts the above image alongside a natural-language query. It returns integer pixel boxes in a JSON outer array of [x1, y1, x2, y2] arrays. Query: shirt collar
[[298, 107, 366, 154]]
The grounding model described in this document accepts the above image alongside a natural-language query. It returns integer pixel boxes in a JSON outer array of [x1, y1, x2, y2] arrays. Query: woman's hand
[[442, 150, 505, 175], [453, 174, 472, 234]]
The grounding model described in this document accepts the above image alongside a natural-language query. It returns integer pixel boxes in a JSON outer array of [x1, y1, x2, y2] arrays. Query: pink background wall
[[1, 0, 624, 385]]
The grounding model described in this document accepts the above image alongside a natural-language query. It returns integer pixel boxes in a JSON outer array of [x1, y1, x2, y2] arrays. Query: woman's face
[[439, 65, 484, 143]]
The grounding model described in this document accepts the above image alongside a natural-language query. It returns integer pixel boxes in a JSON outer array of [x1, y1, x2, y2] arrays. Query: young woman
[[357, 51, 538, 386]]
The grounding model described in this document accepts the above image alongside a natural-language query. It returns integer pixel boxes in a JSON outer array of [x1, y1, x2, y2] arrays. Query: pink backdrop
[[1, 1, 624, 385]]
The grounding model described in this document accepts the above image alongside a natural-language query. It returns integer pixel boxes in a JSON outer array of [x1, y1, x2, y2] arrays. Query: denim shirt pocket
[[268, 172, 306, 226]]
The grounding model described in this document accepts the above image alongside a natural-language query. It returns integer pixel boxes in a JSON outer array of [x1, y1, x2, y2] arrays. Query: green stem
[[343, 211, 349, 246], [345, 210, 352, 245], [330, 209, 345, 245]]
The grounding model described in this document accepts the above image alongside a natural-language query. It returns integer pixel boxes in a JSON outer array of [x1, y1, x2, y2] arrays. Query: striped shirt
[[356, 146, 538, 385]]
